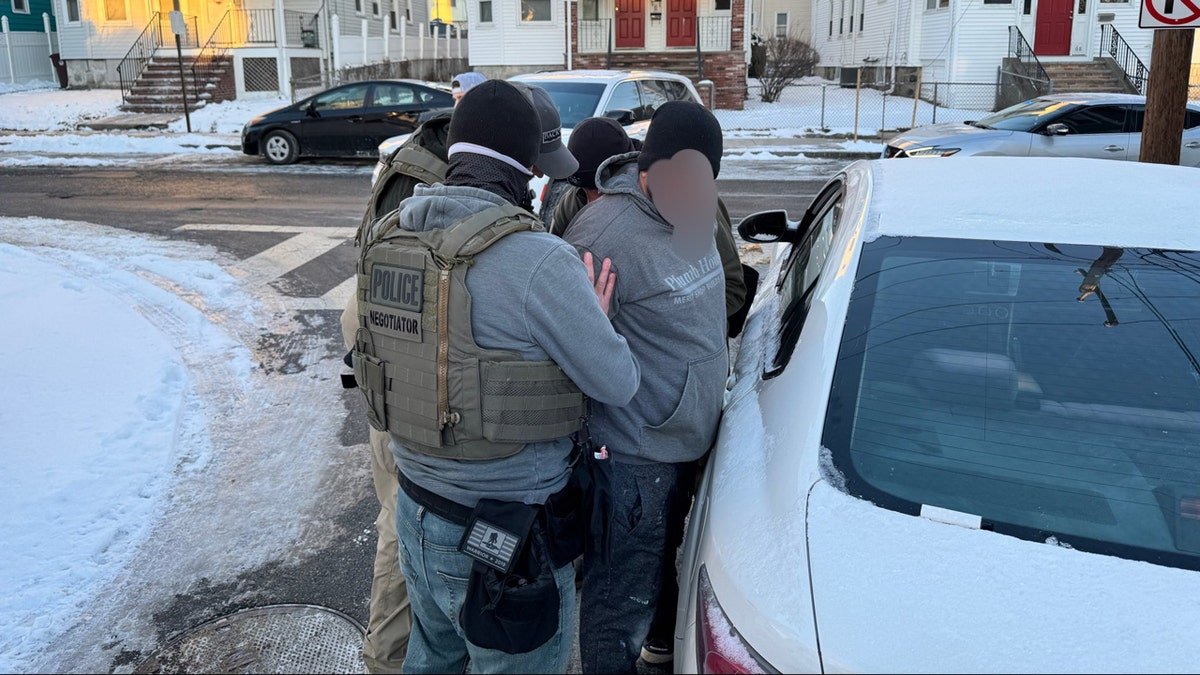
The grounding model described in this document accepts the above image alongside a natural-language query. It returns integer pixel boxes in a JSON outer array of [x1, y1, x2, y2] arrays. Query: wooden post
[[2, 17, 14, 84], [400, 17, 407, 61], [854, 67, 861, 142], [384, 14, 391, 59], [911, 68, 922, 128], [361, 18, 368, 65], [1139, 29, 1195, 165]]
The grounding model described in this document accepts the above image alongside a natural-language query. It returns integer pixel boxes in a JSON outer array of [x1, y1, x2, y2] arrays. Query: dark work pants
[[580, 460, 698, 674]]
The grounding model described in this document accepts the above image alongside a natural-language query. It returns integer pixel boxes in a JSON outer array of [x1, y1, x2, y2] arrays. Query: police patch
[[460, 519, 521, 572], [370, 264, 424, 313], [366, 304, 423, 342]]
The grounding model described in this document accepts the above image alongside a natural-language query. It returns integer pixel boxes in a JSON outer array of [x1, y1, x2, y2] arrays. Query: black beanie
[[637, 101, 723, 179], [448, 80, 540, 169], [567, 117, 635, 189]]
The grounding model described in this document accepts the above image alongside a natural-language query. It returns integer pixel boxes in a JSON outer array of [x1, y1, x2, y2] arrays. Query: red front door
[[666, 0, 697, 47], [1034, 0, 1073, 56], [615, 0, 645, 49]]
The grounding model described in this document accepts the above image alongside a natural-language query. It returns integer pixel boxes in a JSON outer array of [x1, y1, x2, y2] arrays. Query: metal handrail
[[1007, 25, 1052, 95], [1101, 24, 1148, 95], [117, 12, 162, 104], [191, 9, 231, 84]]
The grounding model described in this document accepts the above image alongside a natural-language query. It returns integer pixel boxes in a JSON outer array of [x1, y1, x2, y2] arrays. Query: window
[[859, 2, 864, 31], [1023, 0, 1032, 13], [823, 237, 1200, 572], [372, 1, 381, 17], [1100, 0, 1129, 3], [828, 0, 833, 36], [1186, 109, 1200, 130], [104, 0, 127, 21], [639, 80, 675, 115], [605, 81, 643, 119], [370, 83, 417, 107], [389, 7, 398, 28], [926, 0, 949, 8], [983, 0, 1012, 4], [974, 98, 1078, 132], [581, 0, 599, 19], [839, 0, 844, 33], [1056, 105, 1127, 134], [1077, 0, 1086, 12], [479, 0, 493, 22], [772, 185, 844, 371], [521, 0, 551, 21], [355, 0, 363, 13], [63, 0, 80, 22], [715, 0, 731, 10], [848, 1, 854, 33], [657, 79, 695, 103], [12, 0, 29, 14], [314, 84, 369, 111], [775, 12, 789, 38]]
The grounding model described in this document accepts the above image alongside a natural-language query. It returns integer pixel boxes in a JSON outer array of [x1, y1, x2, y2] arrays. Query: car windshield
[[520, 81, 606, 128], [823, 237, 1200, 572], [973, 99, 1080, 132]]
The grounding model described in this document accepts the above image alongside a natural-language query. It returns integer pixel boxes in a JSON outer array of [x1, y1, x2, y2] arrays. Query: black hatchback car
[[242, 79, 454, 165]]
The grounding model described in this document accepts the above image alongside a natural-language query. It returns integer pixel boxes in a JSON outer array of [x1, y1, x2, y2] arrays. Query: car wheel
[[263, 130, 299, 165]]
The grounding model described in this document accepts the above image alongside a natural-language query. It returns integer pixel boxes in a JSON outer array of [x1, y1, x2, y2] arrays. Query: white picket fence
[[331, 15, 466, 69], [0, 14, 58, 85]]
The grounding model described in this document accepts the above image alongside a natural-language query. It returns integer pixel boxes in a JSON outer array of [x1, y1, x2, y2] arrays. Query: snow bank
[[0, 217, 255, 671], [0, 89, 122, 131], [172, 95, 292, 134], [0, 80, 59, 95], [0, 132, 237, 156]]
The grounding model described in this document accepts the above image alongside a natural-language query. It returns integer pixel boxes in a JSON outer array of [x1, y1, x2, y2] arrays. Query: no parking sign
[[1139, 0, 1200, 28]]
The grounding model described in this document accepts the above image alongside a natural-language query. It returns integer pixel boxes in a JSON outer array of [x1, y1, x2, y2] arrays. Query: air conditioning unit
[[839, 66, 859, 88]]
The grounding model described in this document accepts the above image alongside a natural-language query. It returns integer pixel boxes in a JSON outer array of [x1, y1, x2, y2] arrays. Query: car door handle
[[1186, 141, 1200, 149], [348, 115, 364, 123], [1104, 145, 1124, 152]]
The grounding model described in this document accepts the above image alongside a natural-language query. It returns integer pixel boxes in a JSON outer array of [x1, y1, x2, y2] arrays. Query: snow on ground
[[0, 89, 123, 131], [0, 132, 238, 157], [717, 78, 978, 136], [0, 217, 256, 671], [0, 80, 59, 95], [171, 95, 292, 134]]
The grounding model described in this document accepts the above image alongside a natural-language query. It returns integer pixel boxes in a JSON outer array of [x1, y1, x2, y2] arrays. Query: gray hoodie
[[564, 153, 727, 465], [390, 184, 640, 507]]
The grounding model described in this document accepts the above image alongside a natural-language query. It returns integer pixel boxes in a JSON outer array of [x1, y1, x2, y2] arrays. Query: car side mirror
[[1044, 122, 1070, 136], [306, 101, 320, 117], [604, 109, 636, 126], [738, 210, 797, 244]]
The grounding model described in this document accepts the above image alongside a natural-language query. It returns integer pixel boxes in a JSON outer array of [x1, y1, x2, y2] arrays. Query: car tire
[[262, 130, 299, 165]]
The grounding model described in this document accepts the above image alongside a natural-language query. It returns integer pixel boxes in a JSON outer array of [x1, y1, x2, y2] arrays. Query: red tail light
[[696, 566, 777, 674]]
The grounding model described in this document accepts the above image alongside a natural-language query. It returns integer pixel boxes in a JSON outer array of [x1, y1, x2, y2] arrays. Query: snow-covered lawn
[[170, 95, 292, 134], [0, 132, 238, 157], [0, 218, 255, 671], [717, 78, 982, 137], [0, 80, 60, 95], [0, 89, 123, 132]]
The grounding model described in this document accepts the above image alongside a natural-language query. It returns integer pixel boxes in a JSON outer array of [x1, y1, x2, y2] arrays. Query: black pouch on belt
[[458, 499, 561, 654]]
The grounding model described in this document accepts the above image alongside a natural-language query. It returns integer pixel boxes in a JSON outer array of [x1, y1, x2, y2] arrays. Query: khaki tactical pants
[[342, 296, 411, 673]]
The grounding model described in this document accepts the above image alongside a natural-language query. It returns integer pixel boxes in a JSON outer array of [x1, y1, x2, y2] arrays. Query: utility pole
[[171, 1, 191, 133], [1140, 29, 1194, 164]]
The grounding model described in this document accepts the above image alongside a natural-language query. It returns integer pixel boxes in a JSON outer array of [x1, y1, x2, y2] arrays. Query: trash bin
[[300, 28, 317, 48], [49, 53, 69, 89]]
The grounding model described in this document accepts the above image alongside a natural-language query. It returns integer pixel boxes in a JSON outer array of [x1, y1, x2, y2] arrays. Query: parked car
[[885, 93, 1200, 166], [675, 157, 1200, 673], [370, 70, 704, 205], [242, 79, 455, 165]]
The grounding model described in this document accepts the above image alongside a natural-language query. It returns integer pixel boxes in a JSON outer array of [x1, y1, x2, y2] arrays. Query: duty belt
[[398, 470, 473, 526]]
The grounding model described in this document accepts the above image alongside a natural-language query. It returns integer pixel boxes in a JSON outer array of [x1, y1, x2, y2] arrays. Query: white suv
[[370, 70, 704, 195]]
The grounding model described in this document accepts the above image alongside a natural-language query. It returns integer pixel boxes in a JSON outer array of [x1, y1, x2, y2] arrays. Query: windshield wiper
[[966, 121, 992, 129]]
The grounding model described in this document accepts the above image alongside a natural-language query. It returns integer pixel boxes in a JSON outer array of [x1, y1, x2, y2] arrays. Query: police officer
[[350, 80, 639, 673]]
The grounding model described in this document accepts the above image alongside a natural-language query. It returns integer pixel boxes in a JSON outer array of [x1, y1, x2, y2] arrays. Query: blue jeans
[[394, 486, 576, 674]]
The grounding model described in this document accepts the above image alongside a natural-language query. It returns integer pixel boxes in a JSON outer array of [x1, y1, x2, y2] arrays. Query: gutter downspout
[[889, 0, 901, 88], [565, 0, 572, 70]]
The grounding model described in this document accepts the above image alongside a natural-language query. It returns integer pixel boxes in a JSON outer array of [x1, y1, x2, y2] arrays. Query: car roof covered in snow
[[510, 69, 693, 84], [859, 157, 1200, 251]]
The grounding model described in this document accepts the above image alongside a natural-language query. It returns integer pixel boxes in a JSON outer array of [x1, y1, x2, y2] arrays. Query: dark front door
[[666, 0, 697, 47], [302, 84, 370, 156], [1034, 0, 1073, 56], [615, 0, 644, 49]]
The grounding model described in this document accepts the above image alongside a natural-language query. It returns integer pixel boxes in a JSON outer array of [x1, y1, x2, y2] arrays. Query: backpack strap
[[392, 143, 449, 188]]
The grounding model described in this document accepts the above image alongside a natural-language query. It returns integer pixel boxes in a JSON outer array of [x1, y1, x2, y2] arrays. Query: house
[[809, 0, 1177, 110], [1, 0, 60, 84], [747, 0, 809, 40]]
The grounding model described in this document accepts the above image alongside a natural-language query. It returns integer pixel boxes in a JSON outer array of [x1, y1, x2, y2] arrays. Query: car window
[[1186, 109, 1200, 130], [975, 98, 1079, 132], [370, 83, 417, 107], [527, 81, 606, 128], [1056, 105, 1127, 135], [771, 185, 844, 373], [605, 81, 643, 118], [420, 89, 455, 107], [1126, 105, 1145, 133], [639, 80, 671, 116], [822, 237, 1200, 572], [314, 84, 369, 111]]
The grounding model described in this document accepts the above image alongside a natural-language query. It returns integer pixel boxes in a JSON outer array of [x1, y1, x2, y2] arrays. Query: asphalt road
[[0, 160, 843, 672]]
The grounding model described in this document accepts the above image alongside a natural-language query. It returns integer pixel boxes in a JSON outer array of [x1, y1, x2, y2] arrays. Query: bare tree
[[759, 35, 820, 104]]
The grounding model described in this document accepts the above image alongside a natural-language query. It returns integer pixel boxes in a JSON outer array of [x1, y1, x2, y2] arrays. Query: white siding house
[[747, 0, 810, 40], [810, 0, 1153, 106], [466, 0, 566, 76]]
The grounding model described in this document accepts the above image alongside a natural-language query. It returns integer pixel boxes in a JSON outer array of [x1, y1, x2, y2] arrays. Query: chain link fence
[[715, 79, 1002, 138]]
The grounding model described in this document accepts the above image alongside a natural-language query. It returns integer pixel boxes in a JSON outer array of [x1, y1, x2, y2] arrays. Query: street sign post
[[169, 7, 192, 133], [1139, 0, 1200, 28]]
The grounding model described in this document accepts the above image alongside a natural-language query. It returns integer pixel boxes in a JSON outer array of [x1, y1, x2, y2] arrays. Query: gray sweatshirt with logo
[[564, 153, 728, 465], [390, 184, 640, 507]]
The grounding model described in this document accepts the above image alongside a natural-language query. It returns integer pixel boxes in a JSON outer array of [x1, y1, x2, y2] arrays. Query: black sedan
[[242, 79, 454, 165]]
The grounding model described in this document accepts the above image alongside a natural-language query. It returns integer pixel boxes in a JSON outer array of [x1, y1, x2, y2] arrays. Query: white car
[[675, 157, 1200, 673], [371, 70, 704, 203], [885, 93, 1200, 166]]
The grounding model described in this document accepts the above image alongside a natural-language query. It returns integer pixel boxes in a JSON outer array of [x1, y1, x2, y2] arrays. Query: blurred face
[[641, 149, 719, 261]]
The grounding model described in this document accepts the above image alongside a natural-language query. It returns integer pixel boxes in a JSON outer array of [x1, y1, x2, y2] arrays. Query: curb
[[724, 149, 881, 161]]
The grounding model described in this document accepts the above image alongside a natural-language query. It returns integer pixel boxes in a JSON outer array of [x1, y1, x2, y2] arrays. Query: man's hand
[[583, 251, 616, 315]]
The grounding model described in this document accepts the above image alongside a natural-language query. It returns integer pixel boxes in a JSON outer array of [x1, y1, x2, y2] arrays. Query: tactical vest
[[353, 203, 586, 461], [359, 121, 451, 245]]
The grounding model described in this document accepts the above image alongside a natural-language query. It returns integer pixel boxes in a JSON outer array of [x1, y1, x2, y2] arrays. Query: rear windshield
[[523, 82, 606, 128], [974, 98, 1079, 132], [823, 237, 1200, 571]]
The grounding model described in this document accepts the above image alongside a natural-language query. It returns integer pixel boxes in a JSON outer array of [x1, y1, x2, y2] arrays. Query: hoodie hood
[[399, 184, 512, 234], [594, 151, 668, 230]]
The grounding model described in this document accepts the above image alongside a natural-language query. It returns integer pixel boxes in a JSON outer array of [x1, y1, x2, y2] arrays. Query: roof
[[510, 69, 693, 83], [862, 157, 1200, 250]]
